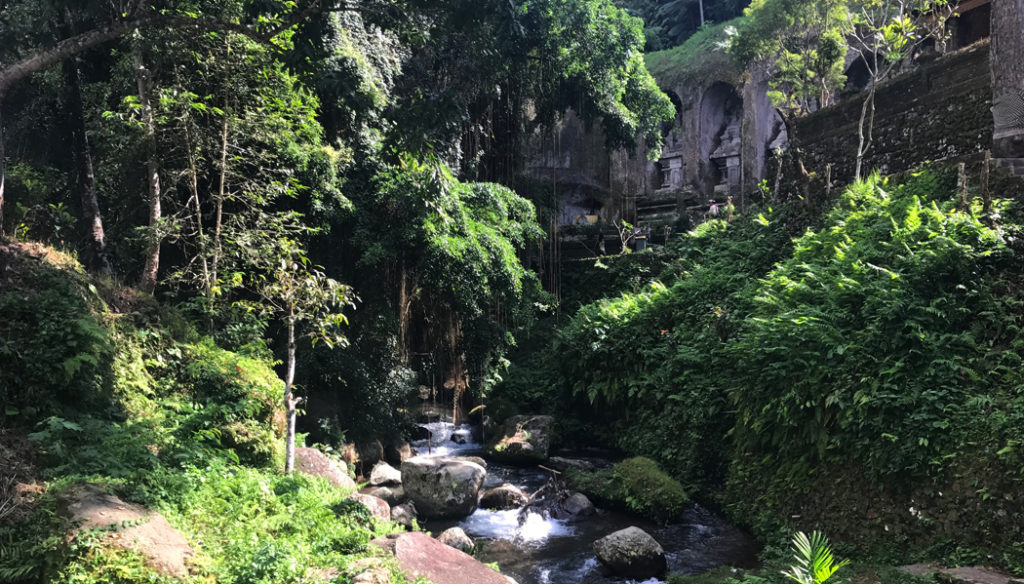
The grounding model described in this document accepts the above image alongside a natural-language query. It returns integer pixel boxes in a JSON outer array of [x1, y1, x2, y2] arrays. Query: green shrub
[[0, 244, 112, 425], [567, 456, 689, 523]]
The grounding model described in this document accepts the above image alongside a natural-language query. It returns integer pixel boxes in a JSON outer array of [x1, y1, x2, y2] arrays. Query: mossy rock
[[567, 456, 688, 524]]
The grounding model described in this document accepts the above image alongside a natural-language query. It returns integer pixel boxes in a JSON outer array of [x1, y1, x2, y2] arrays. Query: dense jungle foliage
[[0, 0, 670, 581], [2, 0, 1024, 582], [497, 168, 1024, 571]]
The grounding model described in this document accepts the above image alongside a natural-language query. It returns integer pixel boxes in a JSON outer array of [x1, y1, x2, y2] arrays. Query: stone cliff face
[[525, 22, 1001, 232]]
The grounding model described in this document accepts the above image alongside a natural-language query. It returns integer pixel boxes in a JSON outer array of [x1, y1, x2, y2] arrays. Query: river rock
[[480, 483, 529, 510], [386, 442, 415, 466], [364, 485, 407, 506], [564, 492, 595, 516], [370, 462, 403, 486], [548, 456, 597, 472], [593, 526, 666, 579], [373, 532, 517, 584], [349, 493, 391, 521], [487, 415, 555, 463], [358, 440, 385, 469], [295, 447, 355, 489], [391, 501, 417, 529], [455, 455, 487, 469], [401, 456, 486, 519], [437, 527, 474, 554]]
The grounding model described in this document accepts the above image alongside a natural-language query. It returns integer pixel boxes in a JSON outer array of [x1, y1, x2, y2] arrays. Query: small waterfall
[[411, 420, 481, 457]]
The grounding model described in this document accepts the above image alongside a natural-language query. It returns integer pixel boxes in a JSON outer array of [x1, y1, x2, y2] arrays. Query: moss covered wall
[[793, 42, 993, 187]]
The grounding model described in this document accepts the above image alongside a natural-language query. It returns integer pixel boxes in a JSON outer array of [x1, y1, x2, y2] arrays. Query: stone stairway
[[900, 563, 1023, 584]]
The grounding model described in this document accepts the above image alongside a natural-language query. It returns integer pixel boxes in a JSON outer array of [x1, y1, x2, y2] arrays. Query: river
[[409, 420, 760, 584]]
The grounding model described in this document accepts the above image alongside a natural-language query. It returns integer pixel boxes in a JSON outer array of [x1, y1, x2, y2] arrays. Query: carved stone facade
[[523, 0, 1009, 234]]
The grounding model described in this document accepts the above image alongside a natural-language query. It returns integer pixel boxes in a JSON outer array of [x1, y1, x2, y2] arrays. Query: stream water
[[410, 420, 760, 584]]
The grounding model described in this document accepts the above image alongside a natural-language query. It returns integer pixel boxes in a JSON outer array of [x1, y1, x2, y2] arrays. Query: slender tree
[[251, 239, 354, 473]]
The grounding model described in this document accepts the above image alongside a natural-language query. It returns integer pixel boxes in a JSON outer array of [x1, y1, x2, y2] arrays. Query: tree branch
[[0, 6, 332, 95]]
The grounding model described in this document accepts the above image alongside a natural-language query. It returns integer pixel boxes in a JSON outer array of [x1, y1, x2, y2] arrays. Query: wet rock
[[349, 493, 391, 521], [364, 485, 407, 506], [358, 440, 385, 469], [61, 484, 194, 578], [391, 501, 417, 529], [455, 456, 487, 469], [593, 526, 666, 580], [480, 483, 529, 510], [564, 492, 595, 516], [295, 447, 355, 489], [372, 532, 517, 584], [411, 426, 432, 441], [548, 456, 597, 473], [437, 527, 475, 554], [385, 442, 415, 466], [451, 429, 471, 444], [401, 456, 486, 519], [487, 415, 555, 463], [370, 462, 403, 486]]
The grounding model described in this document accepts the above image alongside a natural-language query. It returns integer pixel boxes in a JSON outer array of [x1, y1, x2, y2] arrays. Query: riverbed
[[411, 420, 759, 584]]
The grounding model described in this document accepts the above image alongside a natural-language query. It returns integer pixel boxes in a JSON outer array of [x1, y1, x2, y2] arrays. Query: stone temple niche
[[655, 90, 686, 191], [700, 82, 743, 198], [950, 0, 991, 51]]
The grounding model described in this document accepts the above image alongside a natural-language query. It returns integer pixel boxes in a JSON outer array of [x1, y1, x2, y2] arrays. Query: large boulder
[[294, 447, 355, 489], [369, 462, 403, 486], [486, 415, 555, 463], [437, 527, 474, 554], [564, 492, 595, 516], [61, 484, 194, 578], [479, 483, 529, 510], [455, 456, 487, 469], [349, 493, 391, 521], [372, 532, 517, 584], [401, 456, 486, 519], [593, 526, 666, 580]]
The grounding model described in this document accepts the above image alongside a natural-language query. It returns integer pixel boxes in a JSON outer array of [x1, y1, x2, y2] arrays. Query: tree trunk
[[991, 0, 1024, 158], [212, 108, 228, 291], [134, 44, 162, 293], [284, 316, 298, 473], [855, 85, 876, 182], [62, 57, 111, 274], [0, 97, 6, 237], [183, 123, 212, 325]]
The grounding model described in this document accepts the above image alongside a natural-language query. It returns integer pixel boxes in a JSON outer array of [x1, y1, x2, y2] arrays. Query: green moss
[[567, 456, 689, 523], [644, 19, 743, 89]]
